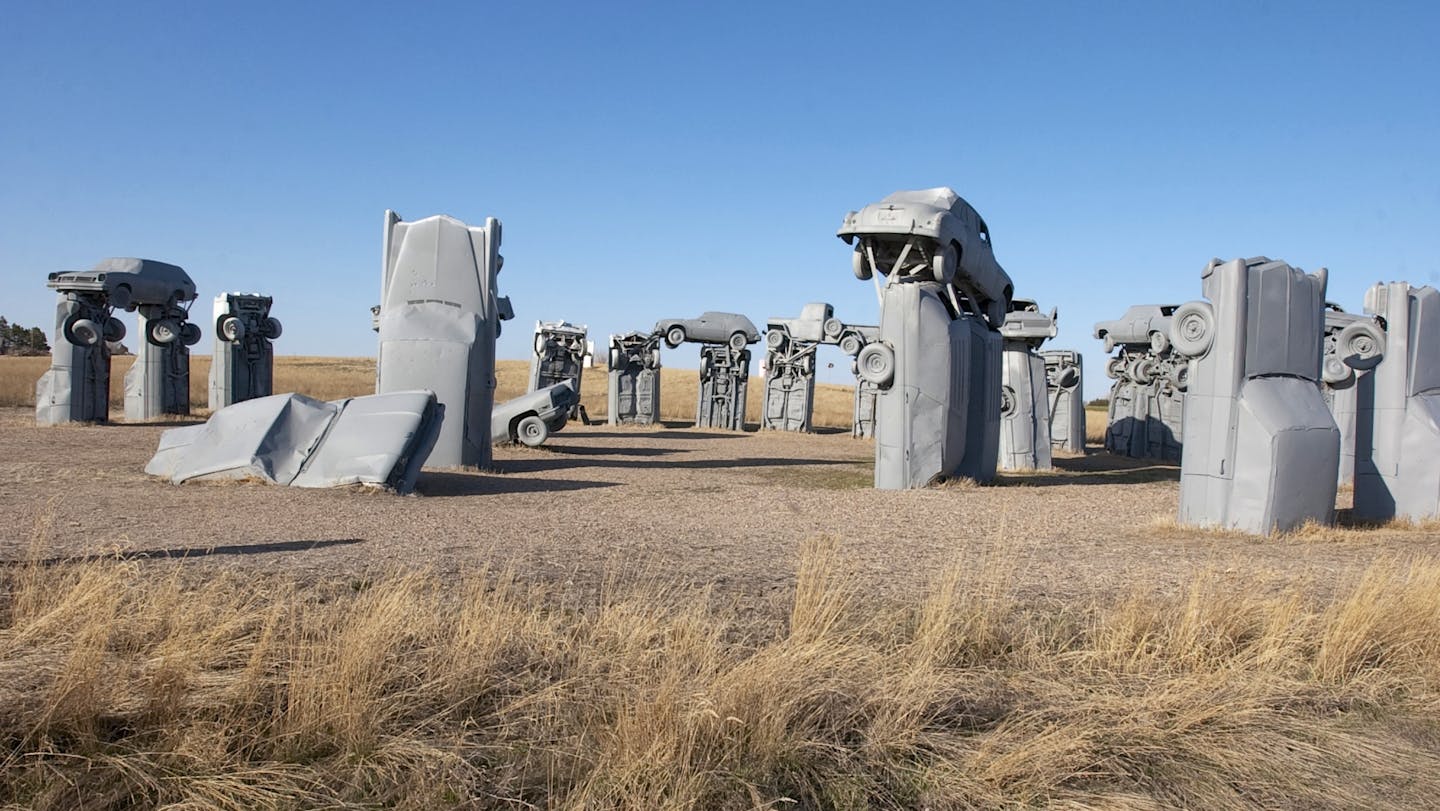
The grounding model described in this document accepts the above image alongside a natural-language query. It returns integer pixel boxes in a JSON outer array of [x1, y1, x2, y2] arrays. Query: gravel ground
[[4, 406, 1440, 607]]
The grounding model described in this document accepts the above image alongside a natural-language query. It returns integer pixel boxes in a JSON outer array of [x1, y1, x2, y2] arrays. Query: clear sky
[[2, 1, 1437, 385]]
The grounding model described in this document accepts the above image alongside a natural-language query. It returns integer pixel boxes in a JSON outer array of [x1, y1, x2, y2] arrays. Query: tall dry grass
[[4, 528, 1440, 809], [1, 356, 861, 428]]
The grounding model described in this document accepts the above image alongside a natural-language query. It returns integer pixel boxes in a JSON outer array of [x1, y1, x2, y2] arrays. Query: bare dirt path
[[4, 407, 1439, 605]]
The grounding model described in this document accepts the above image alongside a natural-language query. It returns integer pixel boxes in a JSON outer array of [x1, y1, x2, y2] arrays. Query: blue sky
[[2, 1, 1437, 385]]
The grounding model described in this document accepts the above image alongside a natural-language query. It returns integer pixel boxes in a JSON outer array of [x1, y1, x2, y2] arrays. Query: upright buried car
[[839, 187, 1013, 488]]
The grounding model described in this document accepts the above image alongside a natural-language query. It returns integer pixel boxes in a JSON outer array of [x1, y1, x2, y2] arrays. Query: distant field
[[0, 355, 861, 428]]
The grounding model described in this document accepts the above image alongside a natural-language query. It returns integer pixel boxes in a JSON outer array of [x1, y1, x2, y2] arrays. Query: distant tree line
[[0, 316, 51, 355]]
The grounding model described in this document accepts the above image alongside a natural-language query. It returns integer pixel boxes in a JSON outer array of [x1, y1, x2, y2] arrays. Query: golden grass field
[[5, 532, 1440, 809], [14, 356, 1434, 809], [0, 354, 863, 428]]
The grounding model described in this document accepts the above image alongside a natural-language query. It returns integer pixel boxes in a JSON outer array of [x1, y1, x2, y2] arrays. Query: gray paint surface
[[696, 343, 752, 431], [1320, 304, 1385, 486], [762, 303, 875, 433], [375, 210, 507, 468], [529, 321, 587, 418], [1041, 349, 1085, 452], [847, 324, 881, 438], [145, 390, 441, 494], [1173, 257, 1338, 535], [492, 382, 576, 447], [38, 258, 196, 425], [1353, 282, 1440, 521], [607, 331, 662, 425], [36, 288, 117, 424], [1095, 305, 1185, 461], [840, 187, 1011, 488], [208, 293, 281, 409], [997, 300, 1057, 471]]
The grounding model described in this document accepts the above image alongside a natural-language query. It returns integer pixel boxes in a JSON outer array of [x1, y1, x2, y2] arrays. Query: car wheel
[[1149, 330, 1170, 354], [823, 317, 844, 339], [665, 325, 685, 348], [856, 342, 895, 388], [765, 330, 785, 349], [534, 333, 547, 357], [147, 318, 180, 345], [728, 331, 748, 352], [931, 242, 958, 285], [1170, 301, 1215, 357], [262, 317, 282, 340], [609, 347, 624, 370], [63, 315, 102, 346], [1338, 321, 1384, 370], [180, 322, 203, 346], [649, 348, 662, 369], [102, 317, 126, 343], [852, 244, 872, 281], [1131, 357, 1156, 385], [218, 315, 245, 342], [1000, 385, 1016, 416], [1106, 357, 1125, 379], [1053, 365, 1079, 389], [1101, 334, 1115, 354], [839, 334, 862, 357], [1322, 356, 1352, 385], [109, 284, 133, 311], [516, 415, 548, 447]]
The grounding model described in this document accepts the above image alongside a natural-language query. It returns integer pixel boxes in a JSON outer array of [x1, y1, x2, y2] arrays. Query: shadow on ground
[[10, 537, 365, 566], [417, 472, 622, 497], [995, 452, 1181, 487]]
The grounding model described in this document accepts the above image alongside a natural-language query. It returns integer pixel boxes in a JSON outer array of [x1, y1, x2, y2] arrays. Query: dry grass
[[5, 523, 1440, 809], [1085, 404, 1108, 444], [1, 355, 860, 429]]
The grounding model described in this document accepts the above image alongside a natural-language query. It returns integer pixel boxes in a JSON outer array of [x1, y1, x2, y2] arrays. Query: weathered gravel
[[4, 407, 1438, 606]]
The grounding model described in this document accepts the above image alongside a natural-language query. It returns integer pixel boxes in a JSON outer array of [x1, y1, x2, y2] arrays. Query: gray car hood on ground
[[145, 390, 442, 493]]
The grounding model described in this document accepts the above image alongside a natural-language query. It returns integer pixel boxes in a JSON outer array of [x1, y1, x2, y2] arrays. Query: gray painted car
[[1093, 304, 1179, 354], [654, 312, 760, 350], [837, 187, 1013, 327], [47, 257, 198, 312], [492, 382, 577, 447]]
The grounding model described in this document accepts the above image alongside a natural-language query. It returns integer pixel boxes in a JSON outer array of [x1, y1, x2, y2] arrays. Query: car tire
[[63, 315, 102, 346], [1322, 356, 1353, 385], [218, 315, 245, 342], [766, 330, 785, 349], [1101, 334, 1115, 354], [823, 317, 844, 339], [1053, 365, 1079, 389], [649, 348, 662, 369], [931, 242, 958, 285], [109, 284, 133, 311], [147, 318, 180, 345], [839, 334, 862, 357], [102, 317, 126, 343], [853, 244, 874, 281], [180, 322, 203, 346], [728, 331, 748, 352], [516, 415, 548, 447], [1149, 330, 1170, 354], [1337, 321, 1384, 370], [609, 347, 624, 370], [1131, 357, 1156, 385], [1106, 357, 1125, 380], [262, 317, 282, 340], [856, 342, 895, 388], [665, 326, 685, 348], [1000, 385, 1016, 416], [534, 333, 548, 357], [1170, 301, 1215, 357]]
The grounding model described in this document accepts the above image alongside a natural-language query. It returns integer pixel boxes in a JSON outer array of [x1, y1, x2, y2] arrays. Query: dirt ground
[[4, 406, 1440, 608]]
